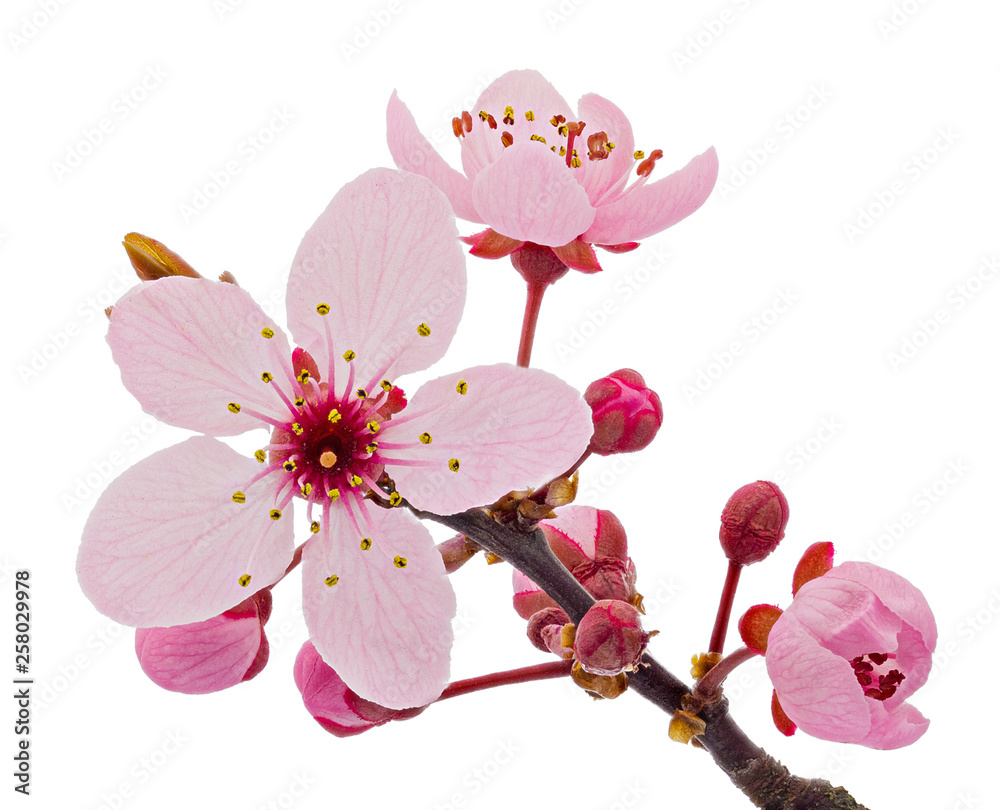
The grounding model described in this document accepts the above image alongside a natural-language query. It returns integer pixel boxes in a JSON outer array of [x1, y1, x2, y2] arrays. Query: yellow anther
[[232, 491, 246, 504], [356, 388, 367, 399], [328, 488, 340, 501], [365, 442, 378, 454], [294, 396, 305, 407], [254, 449, 267, 463], [419, 432, 433, 444], [530, 134, 547, 144], [607, 141, 616, 150], [633, 150, 645, 160], [316, 303, 331, 315], [320, 450, 338, 468], [367, 420, 380, 433], [524, 110, 535, 121], [393, 555, 408, 568], [301, 482, 312, 496], [558, 124, 568, 137], [559, 145, 567, 156], [227, 402, 241, 413], [343, 350, 356, 362], [550, 145, 557, 153], [292, 423, 304, 435], [478, 110, 489, 121], [504, 105, 514, 118], [417, 322, 431, 337], [456, 380, 468, 395], [238, 574, 252, 587], [310, 521, 320, 534], [380, 379, 393, 392], [388, 492, 403, 507], [570, 156, 582, 168], [324, 574, 339, 587], [349, 474, 363, 487], [261, 371, 274, 383], [261, 327, 275, 339], [360, 538, 372, 551], [328, 409, 342, 423], [297, 369, 311, 383], [448, 458, 461, 472], [269, 509, 282, 520]]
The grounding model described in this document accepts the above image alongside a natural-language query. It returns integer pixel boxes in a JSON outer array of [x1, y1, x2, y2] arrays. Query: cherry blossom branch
[[421, 507, 870, 810]]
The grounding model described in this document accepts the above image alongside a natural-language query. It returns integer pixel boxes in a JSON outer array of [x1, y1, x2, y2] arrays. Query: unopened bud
[[526, 607, 572, 657], [719, 480, 789, 565], [123, 232, 202, 280], [584, 369, 663, 455], [573, 599, 652, 676]]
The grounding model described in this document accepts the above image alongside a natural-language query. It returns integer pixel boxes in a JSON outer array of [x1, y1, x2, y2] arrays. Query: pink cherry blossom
[[513, 505, 637, 619], [765, 561, 937, 749], [387, 69, 718, 275], [77, 168, 594, 709], [134, 590, 271, 694]]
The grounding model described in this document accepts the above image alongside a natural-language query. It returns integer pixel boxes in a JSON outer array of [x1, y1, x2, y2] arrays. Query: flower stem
[[516, 281, 548, 367], [708, 560, 743, 655], [436, 660, 572, 703], [693, 646, 758, 703]]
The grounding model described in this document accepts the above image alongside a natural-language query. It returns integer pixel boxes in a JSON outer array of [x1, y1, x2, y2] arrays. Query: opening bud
[[584, 369, 663, 456], [719, 480, 789, 565]]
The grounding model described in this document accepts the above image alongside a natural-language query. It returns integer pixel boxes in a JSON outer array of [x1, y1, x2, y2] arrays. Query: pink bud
[[584, 369, 663, 456], [573, 600, 651, 676], [526, 607, 572, 658], [293, 641, 425, 737], [719, 480, 789, 565], [134, 593, 270, 694]]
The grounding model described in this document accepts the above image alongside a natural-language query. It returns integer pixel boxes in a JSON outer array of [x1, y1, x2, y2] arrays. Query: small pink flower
[[765, 561, 937, 749], [77, 169, 593, 709], [387, 69, 718, 275], [294, 641, 425, 737], [134, 590, 271, 695], [512, 505, 637, 619]]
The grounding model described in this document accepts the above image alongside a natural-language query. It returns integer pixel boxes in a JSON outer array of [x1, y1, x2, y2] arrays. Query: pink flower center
[[850, 652, 906, 701]]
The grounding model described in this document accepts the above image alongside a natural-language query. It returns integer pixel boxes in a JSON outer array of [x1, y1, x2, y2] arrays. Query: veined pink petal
[[107, 277, 293, 436], [542, 506, 601, 563], [386, 91, 481, 223], [825, 562, 937, 653], [786, 576, 901, 661], [386, 364, 594, 515], [472, 143, 595, 247], [77, 437, 293, 627], [302, 504, 456, 710], [766, 613, 870, 743], [135, 599, 266, 694], [582, 147, 719, 244], [863, 701, 930, 750], [294, 640, 378, 736], [576, 93, 635, 203], [286, 169, 467, 387], [460, 69, 574, 179]]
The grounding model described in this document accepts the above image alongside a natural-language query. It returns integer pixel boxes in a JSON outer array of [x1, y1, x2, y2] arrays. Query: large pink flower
[[77, 168, 593, 709], [765, 562, 937, 749], [387, 69, 718, 274]]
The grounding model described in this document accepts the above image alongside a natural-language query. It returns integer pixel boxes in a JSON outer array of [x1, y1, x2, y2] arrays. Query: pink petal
[[576, 93, 635, 203], [286, 169, 467, 387], [107, 277, 293, 436], [582, 147, 719, 244], [786, 576, 902, 661], [386, 91, 481, 223], [766, 613, 870, 743], [385, 364, 594, 515], [471, 143, 595, 247], [77, 436, 294, 627], [135, 598, 266, 694], [512, 570, 556, 620], [460, 69, 574, 179], [542, 506, 601, 562], [302, 504, 456, 710], [863, 700, 930, 749], [825, 562, 937, 653]]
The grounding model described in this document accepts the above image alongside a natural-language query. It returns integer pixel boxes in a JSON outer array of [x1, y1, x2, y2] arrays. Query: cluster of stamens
[[451, 103, 663, 178], [851, 652, 905, 701], [225, 305, 470, 592]]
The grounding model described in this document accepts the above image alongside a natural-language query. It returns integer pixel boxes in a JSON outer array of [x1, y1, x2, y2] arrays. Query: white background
[[3, 0, 997, 808]]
